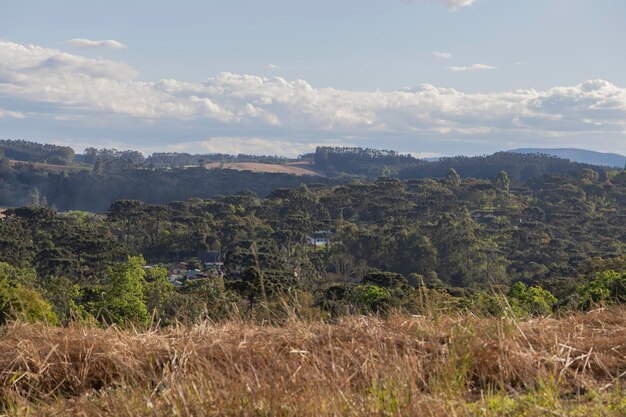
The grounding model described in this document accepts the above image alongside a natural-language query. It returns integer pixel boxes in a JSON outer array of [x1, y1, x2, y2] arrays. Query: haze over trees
[[1, 140, 618, 211]]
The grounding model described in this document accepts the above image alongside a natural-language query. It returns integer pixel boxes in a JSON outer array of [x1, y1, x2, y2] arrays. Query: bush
[[0, 262, 58, 325], [578, 270, 626, 310], [508, 282, 557, 316], [351, 284, 392, 313]]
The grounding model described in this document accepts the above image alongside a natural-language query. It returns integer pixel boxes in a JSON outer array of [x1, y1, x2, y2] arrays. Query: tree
[[495, 170, 510, 192], [43, 276, 89, 324], [231, 266, 266, 311], [97, 256, 150, 325], [28, 187, 41, 206], [186, 257, 202, 270], [580, 168, 599, 185], [351, 284, 392, 313], [143, 266, 174, 320], [0, 262, 58, 325], [508, 282, 557, 316], [578, 270, 626, 310], [444, 168, 461, 188]]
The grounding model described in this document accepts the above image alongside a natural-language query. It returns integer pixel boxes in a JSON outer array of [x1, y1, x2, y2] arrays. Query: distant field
[[8, 160, 91, 172], [204, 161, 325, 177]]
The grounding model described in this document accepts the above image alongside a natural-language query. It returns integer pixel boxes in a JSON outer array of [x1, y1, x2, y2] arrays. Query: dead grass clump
[[1, 307, 625, 416]]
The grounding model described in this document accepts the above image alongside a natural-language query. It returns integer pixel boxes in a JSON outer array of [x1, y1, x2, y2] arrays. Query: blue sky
[[1, 0, 625, 156]]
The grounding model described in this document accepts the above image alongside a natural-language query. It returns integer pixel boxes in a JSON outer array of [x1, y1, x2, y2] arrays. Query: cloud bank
[[0, 40, 625, 156], [64, 38, 127, 50]]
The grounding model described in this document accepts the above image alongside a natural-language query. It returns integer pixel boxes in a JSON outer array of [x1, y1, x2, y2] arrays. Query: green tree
[[444, 168, 461, 188], [98, 256, 150, 325], [186, 257, 202, 270], [351, 284, 392, 313], [578, 270, 626, 310], [495, 170, 510, 192], [580, 168, 599, 185], [143, 266, 174, 320], [0, 262, 57, 324], [43, 276, 89, 324], [508, 282, 557, 316]]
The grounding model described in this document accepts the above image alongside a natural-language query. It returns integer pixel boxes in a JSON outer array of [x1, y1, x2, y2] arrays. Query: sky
[[0, 0, 625, 157]]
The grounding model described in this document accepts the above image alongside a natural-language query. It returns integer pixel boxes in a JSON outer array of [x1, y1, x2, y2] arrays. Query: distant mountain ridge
[[509, 148, 626, 168]]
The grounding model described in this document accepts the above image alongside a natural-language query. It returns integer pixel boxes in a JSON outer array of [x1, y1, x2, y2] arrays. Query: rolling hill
[[509, 148, 626, 168]]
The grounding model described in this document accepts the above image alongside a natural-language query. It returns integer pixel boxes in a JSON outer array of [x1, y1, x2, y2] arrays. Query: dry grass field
[[7, 160, 91, 173], [1, 308, 625, 416], [203, 162, 325, 176]]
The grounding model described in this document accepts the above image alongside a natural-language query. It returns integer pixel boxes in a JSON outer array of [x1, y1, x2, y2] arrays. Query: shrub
[[351, 284, 392, 313], [0, 262, 58, 325], [508, 282, 557, 316], [578, 270, 626, 310]]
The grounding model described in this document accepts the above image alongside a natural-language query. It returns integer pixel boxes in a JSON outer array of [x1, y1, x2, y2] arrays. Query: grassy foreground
[[1, 309, 625, 416]]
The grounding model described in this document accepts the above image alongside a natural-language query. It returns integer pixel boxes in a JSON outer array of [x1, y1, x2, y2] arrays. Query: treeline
[[0, 167, 624, 325], [0, 164, 333, 212], [313, 146, 420, 176], [0, 140, 619, 213], [312, 146, 611, 181], [79, 148, 291, 168], [145, 152, 290, 167], [398, 152, 609, 181], [0, 139, 75, 165], [0, 140, 292, 169]]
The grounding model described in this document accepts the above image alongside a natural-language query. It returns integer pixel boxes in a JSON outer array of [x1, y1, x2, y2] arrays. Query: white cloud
[[433, 51, 452, 59], [0, 109, 26, 119], [448, 63, 497, 72], [403, 0, 476, 10], [0, 40, 625, 155], [442, 0, 476, 10], [64, 38, 127, 50], [168, 137, 316, 156], [266, 64, 279, 70]]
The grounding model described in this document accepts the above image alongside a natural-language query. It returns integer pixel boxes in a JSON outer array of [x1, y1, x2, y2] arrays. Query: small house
[[306, 230, 332, 247]]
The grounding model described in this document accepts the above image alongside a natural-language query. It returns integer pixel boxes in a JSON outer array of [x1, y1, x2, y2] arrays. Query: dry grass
[[7, 160, 91, 173], [1, 308, 625, 416], [203, 162, 325, 177]]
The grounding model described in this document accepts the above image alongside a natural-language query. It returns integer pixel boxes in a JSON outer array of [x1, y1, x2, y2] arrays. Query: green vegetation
[[0, 262, 57, 324], [578, 269, 626, 310], [0, 158, 624, 324], [311, 145, 611, 179]]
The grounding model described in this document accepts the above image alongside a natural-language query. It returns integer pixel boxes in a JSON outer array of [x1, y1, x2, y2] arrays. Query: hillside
[[203, 161, 324, 176], [510, 148, 626, 168], [0, 140, 622, 211], [312, 146, 612, 180]]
